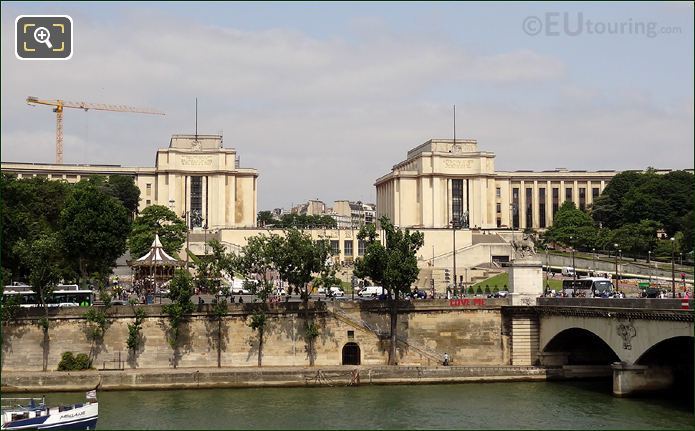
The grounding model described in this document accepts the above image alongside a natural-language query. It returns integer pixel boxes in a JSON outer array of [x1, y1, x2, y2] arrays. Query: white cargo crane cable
[[25, 96, 165, 164]]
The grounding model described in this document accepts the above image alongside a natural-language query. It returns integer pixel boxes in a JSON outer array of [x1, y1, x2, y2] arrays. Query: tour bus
[[2, 284, 94, 307], [562, 277, 614, 298]]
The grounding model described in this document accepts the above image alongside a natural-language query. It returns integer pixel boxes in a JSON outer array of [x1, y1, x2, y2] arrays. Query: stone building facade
[[1, 134, 258, 229], [375, 138, 690, 230]]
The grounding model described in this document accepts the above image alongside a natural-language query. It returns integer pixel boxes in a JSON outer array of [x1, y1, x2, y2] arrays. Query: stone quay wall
[[1, 299, 511, 372]]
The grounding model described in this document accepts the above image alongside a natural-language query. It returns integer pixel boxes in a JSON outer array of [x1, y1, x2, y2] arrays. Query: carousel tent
[[131, 234, 181, 267], [129, 234, 182, 300]]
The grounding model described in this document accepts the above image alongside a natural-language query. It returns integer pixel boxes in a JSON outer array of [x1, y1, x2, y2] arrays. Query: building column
[[519, 180, 526, 229], [546, 180, 552, 225], [586, 180, 593, 206], [573, 180, 579, 208], [532, 180, 540, 229], [559, 180, 565, 206]]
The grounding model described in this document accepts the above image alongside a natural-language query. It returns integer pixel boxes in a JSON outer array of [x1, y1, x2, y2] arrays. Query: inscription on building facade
[[443, 159, 476, 171], [180, 155, 214, 167]]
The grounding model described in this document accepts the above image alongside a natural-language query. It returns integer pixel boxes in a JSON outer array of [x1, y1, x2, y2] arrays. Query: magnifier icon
[[33, 26, 53, 49]]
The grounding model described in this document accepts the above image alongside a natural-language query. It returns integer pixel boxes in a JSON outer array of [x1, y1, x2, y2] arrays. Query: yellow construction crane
[[26, 96, 165, 164]]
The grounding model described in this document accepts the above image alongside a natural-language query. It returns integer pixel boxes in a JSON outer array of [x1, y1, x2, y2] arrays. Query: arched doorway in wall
[[342, 342, 361, 365]]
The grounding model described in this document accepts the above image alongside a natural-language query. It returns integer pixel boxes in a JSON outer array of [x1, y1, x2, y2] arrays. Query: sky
[[1, 2, 693, 211]]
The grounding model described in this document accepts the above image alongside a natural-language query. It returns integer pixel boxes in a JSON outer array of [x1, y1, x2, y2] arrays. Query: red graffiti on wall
[[449, 298, 486, 307]]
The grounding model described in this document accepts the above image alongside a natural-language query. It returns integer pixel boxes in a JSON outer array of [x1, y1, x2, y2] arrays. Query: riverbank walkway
[[1, 365, 552, 392]]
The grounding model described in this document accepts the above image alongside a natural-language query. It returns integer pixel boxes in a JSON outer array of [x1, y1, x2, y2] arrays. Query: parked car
[[231, 278, 254, 295], [110, 299, 128, 306], [327, 286, 345, 297], [358, 286, 385, 298]]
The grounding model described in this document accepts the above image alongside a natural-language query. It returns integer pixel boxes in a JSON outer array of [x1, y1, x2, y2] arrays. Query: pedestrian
[[443, 353, 450, 366]]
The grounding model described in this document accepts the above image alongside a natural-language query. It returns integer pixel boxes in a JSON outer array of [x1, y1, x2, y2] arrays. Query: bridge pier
[[537, 351, 569, 367], [612, 362, 674, 397]]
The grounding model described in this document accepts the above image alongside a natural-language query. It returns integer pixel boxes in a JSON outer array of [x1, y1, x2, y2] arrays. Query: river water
[[17, 381, 694, 429]]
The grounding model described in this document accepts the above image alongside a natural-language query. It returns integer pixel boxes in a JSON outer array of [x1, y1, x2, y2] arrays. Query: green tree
[[275, 228, 333, 366], [609, 220, 661, 260], [354, 216, 424, 365], [202, 239, 235, 368], [14, 233, 63, 371], [128, 205, 187, 259], [105, 175, 141, 218], [162, 269, 194, 368], [1, 174, 71, 284], [59, 181, 131, 280], [256, 210, 275, 227], [592, 170, 694, 235], [544, 201, 597, 249], [681, 211, 693, 257], [234, 233, 283, 366]]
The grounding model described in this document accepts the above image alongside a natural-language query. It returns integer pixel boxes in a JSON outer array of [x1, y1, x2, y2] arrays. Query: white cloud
[[1, 6, 691, 212]]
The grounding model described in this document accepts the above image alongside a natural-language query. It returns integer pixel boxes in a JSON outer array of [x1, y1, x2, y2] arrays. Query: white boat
[[1, 393, 98, 430]]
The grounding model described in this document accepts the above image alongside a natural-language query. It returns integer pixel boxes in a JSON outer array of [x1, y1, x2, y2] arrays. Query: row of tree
[[543, 169, 693, 258], [145, 215, 424, 368], [1, 174, 191, 288], [257, 211, 337, 229], [544, 200, 689, 260]]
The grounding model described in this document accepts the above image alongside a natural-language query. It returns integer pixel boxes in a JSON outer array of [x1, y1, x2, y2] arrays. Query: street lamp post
[[545, 247, 549, 291], [671, 237, 676, 298], [451, 219, 459, 297], [648, 250, 652, 283], [204, 222, 208, 255], [613, 243, 619, 291], [570, 235, 576, 284], [592, 248, 596, 276]]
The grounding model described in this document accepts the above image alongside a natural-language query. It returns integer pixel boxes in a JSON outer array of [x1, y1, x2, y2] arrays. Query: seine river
[[21, 381, 694, 429]]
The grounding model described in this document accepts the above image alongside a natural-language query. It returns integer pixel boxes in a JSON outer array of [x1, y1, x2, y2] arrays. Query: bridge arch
[[542, 327, 620, 365], [539, 314, 694, 364]]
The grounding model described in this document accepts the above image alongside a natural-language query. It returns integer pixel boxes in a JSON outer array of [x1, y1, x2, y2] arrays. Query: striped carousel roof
[[131, 234, 181, 267]]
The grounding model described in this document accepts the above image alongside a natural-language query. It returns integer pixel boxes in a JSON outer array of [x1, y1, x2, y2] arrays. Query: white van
[[358, 286, 385, 298], [561, 267, 576, 277], [231, 278, 255, 295]]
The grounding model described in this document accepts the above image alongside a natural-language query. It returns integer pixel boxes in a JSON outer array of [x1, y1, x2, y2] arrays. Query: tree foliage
[[592, 170, 693, 235], [104, 175, 141, 217], [354, 216, 424, 365], [1, 174, 71, 283], [257, 212, 337, 229], [60, 181, 131, 278], [162, 269, 194, 357], [544, 201, 596, 248], [128, 205, 187, 259]]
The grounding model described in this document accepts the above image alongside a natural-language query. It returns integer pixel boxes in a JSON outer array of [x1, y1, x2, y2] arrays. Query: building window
[[565, 187, 572, 202], [496, 203, 501, 213], [330, 240, 340, 256], [496, 217, 501, 228], [539, 188, 546, 229], [190, 176, 203, 228], [452, 179, 464, 225], [525, 188, 533, 229], [344, 240, 353, 257], [495, 187, 501, 198], [146, 183, 152, 196], [358, 240, 366, 257], [579, 187, 586, 211], [146, 199, 151, 206], [592, 187, 600, 199], [512, 187, 519, 229], [552, 187, 559, 216]]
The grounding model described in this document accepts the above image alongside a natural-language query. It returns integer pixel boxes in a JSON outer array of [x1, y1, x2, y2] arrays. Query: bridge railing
[[537, 297, 692, 310]]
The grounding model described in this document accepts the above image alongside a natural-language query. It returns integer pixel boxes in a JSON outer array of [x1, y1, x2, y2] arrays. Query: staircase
[[330, 306, 443, 365]]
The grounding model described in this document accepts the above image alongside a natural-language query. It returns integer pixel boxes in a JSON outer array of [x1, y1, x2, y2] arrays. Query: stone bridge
[[504, 298, 694, 397]]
